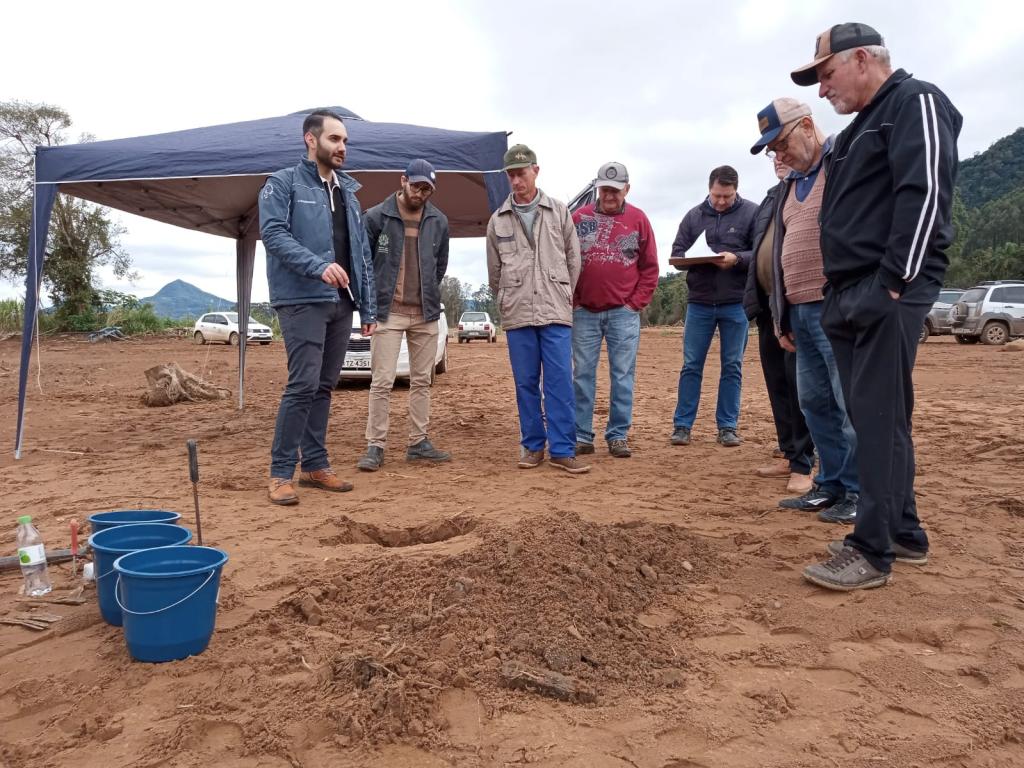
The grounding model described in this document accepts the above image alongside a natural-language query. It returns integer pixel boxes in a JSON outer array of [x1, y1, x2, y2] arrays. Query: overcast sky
[[2, 0, 1022, 305]]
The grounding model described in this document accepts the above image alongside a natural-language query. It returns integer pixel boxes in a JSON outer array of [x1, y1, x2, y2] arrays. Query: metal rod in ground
[[187, 439, 204, 546]]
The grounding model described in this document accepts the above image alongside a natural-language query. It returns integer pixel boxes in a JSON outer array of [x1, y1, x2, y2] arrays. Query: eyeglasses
[[765, 121, 802, 159]]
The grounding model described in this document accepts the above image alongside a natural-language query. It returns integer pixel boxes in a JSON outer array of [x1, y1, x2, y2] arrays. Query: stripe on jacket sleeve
[[905, 94, 940, 281]]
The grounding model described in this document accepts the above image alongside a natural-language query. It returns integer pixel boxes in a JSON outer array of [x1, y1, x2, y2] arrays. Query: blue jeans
[[506, 325, 576, 458], [270, 300, 353, 478], [790, 301, 858, 496], [673, 302, 748, 430], [572, 306, 641, 444]]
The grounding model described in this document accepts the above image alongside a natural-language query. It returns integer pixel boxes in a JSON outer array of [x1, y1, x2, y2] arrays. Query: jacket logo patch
[[296, 200, 317, 205], [261, 183, 273, 200], [378, 233, 390, 253]]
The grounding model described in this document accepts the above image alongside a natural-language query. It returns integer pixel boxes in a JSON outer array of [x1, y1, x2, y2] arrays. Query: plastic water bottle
[[16, 515, 52, 596]]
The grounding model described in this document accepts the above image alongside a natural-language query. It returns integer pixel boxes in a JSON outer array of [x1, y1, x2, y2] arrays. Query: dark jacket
[[821, 69, 963, 294], [743, 184, 783, 321], [671, 195, 758, 305], [259, 158, 377, 322], [363, 194, 450, 323]]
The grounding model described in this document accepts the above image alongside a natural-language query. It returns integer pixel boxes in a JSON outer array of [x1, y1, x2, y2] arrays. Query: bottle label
[[18, 544, 46, 566]]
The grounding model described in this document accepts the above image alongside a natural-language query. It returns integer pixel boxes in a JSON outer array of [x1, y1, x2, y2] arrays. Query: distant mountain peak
[[140, 280, 234, 320]]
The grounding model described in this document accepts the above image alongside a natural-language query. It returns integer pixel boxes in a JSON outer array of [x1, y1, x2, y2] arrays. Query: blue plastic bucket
[[113, 546, 228, 663], [89, 523, 193, 626], [88, 509, 181, 534]]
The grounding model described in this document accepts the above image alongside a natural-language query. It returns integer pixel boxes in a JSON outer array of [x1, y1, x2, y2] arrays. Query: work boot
[[518, 448, 544, 469], [779, 485, 839, 511], [818, 493, 858, 524], [827, 539, 929, 565], [755, 458, 790, 477], [549, 456, 591, 474], [607, 439, 632, 458], [670, 426, 691, 446], [268, 477, 299, 506], [576, 441, 596, 455], [803, 547, 891, 591], [786, 472, 814, 494], [406, 438, 451, 463], [357, 446, 384, 472], [298, 468, 353, 492], [717, 427, 742, 447]]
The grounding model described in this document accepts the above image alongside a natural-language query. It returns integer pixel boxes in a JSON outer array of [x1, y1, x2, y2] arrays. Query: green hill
[[139, 280, 234, 320]]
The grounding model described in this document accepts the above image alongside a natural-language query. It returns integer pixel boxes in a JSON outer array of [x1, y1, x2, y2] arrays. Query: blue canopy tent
[[15, 107, 510, 458]]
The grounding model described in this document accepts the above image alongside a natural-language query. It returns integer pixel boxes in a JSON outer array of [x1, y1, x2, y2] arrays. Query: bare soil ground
[[0, 329, 1022, 768]]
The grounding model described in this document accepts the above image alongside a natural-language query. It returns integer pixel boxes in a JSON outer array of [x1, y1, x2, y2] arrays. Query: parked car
[[919, 288, 965, 342], [339, 310, 450, 383], [949, 280, 1024, 345], [193, 312, 273, 345], [457, 311, 497, 343]]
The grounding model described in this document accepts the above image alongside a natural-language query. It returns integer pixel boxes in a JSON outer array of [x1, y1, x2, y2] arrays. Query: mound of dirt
[[142, 511, 725, 755]]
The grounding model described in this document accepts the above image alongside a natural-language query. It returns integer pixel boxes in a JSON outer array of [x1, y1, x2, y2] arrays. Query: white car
[[193, 312, 273, 346], [340, 311, 449, 383]]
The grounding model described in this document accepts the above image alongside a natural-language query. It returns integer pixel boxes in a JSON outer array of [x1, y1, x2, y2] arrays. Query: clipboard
[[669, 255, 726, 268]]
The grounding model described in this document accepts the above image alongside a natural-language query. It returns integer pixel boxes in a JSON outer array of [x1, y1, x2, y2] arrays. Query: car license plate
[[346, 358, 371, 368]]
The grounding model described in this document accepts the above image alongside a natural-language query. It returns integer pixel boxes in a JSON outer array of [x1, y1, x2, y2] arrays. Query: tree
[[471, 283, 499, 324], [0, 100, 133, 324], [440, 275, 467, 327]]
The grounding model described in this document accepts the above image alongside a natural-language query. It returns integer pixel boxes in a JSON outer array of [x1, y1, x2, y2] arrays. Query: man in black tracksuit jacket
[[791, 23, 963, 590]]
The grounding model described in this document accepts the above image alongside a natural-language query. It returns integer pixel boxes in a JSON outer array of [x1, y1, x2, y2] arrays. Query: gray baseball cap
[[595, 161, 629, 190]]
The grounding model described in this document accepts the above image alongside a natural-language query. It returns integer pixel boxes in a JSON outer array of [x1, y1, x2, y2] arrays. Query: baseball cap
[[749, 98, 812, 154], [595, 161, 629, 190], [791, 23, 884, 86], [503, 144, 537, 170], [404, 158, 437, 189]]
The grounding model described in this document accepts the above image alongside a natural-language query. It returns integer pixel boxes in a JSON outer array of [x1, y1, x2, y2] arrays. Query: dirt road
[[1, 330, 1022, 767]]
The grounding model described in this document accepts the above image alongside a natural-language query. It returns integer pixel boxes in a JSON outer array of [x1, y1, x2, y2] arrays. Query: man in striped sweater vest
[[749, 99, 859, 526]]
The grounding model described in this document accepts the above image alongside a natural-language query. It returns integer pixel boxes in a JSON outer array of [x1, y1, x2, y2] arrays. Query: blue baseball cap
[[404, 158, 437, 189], [749, 97, 812, 155]]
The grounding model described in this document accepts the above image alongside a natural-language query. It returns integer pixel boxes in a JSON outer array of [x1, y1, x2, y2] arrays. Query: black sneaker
[[576, 441, 596, 455], [670, 427, 691, 446], [356, 445, 384, 472], [779, 485, 839, 511], [406, 438, 451, 463], [818, 494, 858, 523], [717, 427, 741, 447]]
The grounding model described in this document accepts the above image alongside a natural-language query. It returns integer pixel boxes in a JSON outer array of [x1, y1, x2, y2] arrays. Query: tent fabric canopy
[[16, 107, 510, 457]]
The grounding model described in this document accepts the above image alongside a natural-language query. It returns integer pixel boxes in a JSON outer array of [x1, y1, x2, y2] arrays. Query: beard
[[316, 141, 344, 169]]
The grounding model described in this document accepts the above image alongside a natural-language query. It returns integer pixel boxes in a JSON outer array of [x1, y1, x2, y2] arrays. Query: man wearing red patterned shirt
[[571, 162, 659, 458]]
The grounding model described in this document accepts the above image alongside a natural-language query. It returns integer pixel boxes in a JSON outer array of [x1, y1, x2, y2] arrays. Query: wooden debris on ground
[[499, 660, 597, 703], [141, 362, 231, 407]]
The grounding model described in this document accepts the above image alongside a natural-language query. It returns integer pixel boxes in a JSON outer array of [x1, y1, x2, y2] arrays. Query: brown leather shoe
[[298, 468, 354, 492], [518, 449, 544, 469], [549, 456, 591, 474], [786, 472, 813, 494], [755, 458, 790, 478], [269, 478, 299, 505]]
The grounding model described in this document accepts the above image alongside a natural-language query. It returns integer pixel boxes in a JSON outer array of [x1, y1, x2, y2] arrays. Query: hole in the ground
[[321, 514, 477, 547]]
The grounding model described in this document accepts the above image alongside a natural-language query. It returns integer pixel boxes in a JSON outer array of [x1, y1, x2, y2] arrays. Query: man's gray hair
[[836, 45, 891, 67]]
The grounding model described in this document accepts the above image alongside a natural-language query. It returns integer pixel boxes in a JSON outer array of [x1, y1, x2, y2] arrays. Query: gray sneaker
[[827, 540, 928, 565], [356, 445, 384, 472], [717, 427, 742, 447], [803, 547, 891, 591], [670, 427, 691, 446], [576, 441, 596, 455], [406, 438, 451, 463], [607, 439, 632, 458]]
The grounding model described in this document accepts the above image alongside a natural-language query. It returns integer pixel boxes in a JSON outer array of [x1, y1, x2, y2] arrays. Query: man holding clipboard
[[669, 166, 758, 448]]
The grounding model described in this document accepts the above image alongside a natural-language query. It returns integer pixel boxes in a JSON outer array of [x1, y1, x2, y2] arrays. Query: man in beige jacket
[[486, 144, 589, 474]]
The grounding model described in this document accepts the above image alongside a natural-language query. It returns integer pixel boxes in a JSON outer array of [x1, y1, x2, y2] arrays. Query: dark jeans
[[822, 273, 940, 572], [673, 302, 748, 430], [755, 311, 813, 475], [270, 299, 353, 478]]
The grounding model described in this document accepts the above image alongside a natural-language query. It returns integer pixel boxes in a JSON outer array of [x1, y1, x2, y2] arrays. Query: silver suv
[[949, 280, 1024, 345], [920, 288, 965, 342]]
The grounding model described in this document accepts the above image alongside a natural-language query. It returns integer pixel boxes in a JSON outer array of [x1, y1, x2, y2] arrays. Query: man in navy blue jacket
[[791, 24, 962, 590], [259, 110, 377, 505], [669, 166, 758, 448]]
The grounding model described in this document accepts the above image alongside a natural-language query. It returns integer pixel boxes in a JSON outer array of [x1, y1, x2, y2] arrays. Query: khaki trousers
[[366, 313, 439, 448]]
